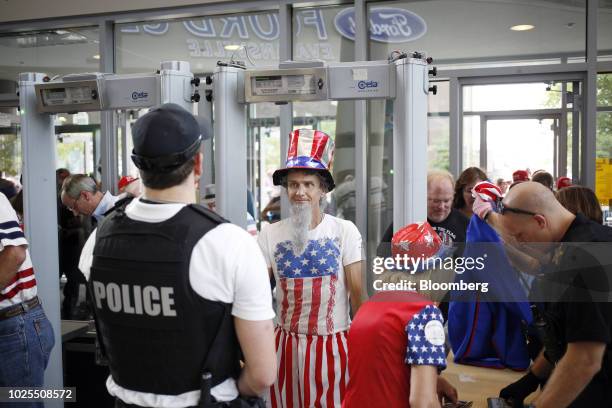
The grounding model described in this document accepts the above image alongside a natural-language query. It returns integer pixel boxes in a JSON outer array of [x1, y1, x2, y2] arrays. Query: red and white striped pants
[[266, 327, 349, 408]]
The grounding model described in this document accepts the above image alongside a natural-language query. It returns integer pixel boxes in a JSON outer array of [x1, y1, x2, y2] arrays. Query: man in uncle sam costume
[[258, 129, 365, 408]]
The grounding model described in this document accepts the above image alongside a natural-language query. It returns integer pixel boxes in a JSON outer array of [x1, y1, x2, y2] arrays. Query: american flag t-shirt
[[274, 236, 348, 335], [0, 193, 37, 309], [405, 305, 447, 370]]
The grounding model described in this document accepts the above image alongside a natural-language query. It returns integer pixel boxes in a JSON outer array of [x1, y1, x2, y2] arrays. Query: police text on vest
[[92, 281, 177, 316]]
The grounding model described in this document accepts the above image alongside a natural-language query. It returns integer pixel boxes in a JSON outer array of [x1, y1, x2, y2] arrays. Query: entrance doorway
[[461, 78, 583, 184]]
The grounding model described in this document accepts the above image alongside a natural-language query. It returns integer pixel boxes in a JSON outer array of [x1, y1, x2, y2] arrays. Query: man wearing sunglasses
[[490, 182, 612, 408]]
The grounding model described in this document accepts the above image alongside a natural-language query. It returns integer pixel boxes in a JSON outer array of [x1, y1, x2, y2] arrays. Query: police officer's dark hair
[[279, 169, 330, 194], [139, 156, 197, 190]]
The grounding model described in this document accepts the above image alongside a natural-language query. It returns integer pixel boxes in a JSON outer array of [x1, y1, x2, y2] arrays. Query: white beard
[[290, 202, 312, 255]]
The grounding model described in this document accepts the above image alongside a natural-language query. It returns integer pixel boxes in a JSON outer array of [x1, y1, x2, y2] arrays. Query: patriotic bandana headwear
[[472, 181, 503, 202], [273, 129, 336, 191]]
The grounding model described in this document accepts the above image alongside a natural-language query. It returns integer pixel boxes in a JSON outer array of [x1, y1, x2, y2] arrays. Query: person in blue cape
[[448, 181, 533, 370]]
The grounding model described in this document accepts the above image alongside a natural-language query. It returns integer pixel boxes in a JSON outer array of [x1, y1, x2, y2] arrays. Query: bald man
[[494, 182, 612, 408]]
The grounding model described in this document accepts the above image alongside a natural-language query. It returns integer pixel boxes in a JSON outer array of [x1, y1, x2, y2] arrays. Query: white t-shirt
[[0, 193, 36, 309], [258, 214, 363, 335], [79, 198, 275, 407]]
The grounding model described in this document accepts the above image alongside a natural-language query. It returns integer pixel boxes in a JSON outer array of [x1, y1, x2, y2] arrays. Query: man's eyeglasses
[[66, 194, 83, 213], [498, 201, 537, 217]]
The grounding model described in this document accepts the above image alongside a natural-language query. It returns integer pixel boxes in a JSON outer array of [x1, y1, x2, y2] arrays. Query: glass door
[[484, 114, 560, 182], [461, 78, 582, 183]]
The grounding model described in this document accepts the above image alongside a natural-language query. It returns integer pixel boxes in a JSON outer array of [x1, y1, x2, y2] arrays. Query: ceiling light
[[93, 54, 100, 60], [63, 34, 86, 41], [224, 44, 242, 51], [510, 24, 535, 31]]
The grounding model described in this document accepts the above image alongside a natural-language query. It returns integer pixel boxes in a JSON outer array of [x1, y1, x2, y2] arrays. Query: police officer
[[496, 182, 612, 407], [78, 103, 276, 408]]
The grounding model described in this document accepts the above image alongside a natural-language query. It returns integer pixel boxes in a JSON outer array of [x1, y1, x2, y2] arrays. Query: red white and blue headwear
[[472, 181, 503, 202], [273, 129, 336, 191]]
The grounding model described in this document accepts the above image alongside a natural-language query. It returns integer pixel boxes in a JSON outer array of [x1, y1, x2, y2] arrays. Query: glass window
[[0, 27, 99, 82], [292, 6, 356, 224], [368, 0, 586, 67], [116, 11, 279, 74], [249, 103, 281, 227], [598, 2, 612, 61], [596, 74, 612, 215], [0, 131, 21, 184], [462, 115, 480, 169], [0, 27, 100, 180], [429, 81, 449, 171], [463, 83, 560, 112]]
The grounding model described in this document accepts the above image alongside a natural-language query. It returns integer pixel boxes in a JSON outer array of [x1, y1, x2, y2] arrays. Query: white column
[[213, 66, 247, 228], [19, 72, 63, 407], [393, 58, 429, 228]]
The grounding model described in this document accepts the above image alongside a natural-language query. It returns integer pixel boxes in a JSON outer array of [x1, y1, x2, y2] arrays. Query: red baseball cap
[[118, 176, 138, 191], [512, 170, 530, 183], [556, 176, 572, 190]]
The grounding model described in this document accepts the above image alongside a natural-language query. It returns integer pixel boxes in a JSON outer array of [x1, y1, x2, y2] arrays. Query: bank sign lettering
[[120, 7, 427, 62]]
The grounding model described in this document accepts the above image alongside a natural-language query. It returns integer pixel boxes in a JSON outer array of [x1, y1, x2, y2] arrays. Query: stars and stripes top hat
[[272, 129, 336, 191]]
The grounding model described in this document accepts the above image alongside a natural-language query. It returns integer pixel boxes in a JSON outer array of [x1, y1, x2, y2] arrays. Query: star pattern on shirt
[[274, 238, 341, 278], [404, 304, 447, 371]]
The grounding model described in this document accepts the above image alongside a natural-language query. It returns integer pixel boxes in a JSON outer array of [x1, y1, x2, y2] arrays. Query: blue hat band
[[285, 156, 327, 171]]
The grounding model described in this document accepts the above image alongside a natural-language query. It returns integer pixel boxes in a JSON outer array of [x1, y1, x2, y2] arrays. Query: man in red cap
[[258, 129, 364, 407]]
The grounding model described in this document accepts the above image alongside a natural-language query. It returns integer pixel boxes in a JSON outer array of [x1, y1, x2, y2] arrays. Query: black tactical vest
[[90, 201, 241, 395]]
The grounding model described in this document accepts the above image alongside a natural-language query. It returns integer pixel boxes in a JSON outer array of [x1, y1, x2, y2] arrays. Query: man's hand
[[410, 365, 441, 408], [533, 342, 605, 408], [499, 370, 542, 407], [437, 376, 458, 405], [0, 245, 26, 290], [472, 194, 494, 221], [344, 261, 364, 316]]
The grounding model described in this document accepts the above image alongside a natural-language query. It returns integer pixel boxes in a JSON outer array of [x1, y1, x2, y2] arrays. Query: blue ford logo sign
[[334, 7, 427, 43]]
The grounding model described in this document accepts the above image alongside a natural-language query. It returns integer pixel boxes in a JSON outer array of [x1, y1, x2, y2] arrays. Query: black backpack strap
[[188, 204, 229, 225], [103, 195, 135, 217]]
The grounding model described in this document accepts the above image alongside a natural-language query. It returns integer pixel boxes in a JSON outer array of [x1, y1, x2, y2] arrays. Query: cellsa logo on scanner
[[131, 91, 149, 101], [358, 80, 378, 90]]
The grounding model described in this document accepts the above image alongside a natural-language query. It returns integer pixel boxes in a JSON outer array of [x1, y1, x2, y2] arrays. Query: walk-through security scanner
[[211, 52, 436, 232], [18, 61, 199, 402]]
